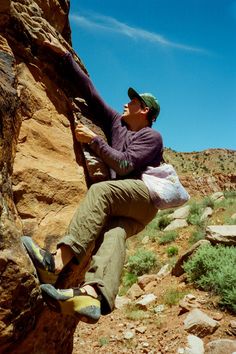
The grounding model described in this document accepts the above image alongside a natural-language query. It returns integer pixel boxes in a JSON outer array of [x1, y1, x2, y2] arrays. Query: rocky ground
[[72, 192, 236, 354], [73, 285, 235, 354]]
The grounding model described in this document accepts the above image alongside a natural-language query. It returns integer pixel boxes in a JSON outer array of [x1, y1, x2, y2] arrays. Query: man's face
[[122, 98, 145, 124]]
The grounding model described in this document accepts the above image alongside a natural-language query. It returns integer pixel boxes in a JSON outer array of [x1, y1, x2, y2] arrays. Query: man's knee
[[88, 181, 112, 198]]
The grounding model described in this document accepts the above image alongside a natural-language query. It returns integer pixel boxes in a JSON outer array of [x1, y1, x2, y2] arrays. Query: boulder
[[185, 334, 204, 354], [210, 191, 224, 202], [200, 207, 213, 221], [137, 274, 157, 290], [184, 309, 220, 337], [169, 205, 190, 220], [115, 295, 131, 310], [205, 339, 236, 354], [136, 294, 157, 308], [156, 264, 170, 278], [164, 219, 188, 231], [126, 283, 144, 300], [206, 225, 236, 245], [179, 294, 201, 314]]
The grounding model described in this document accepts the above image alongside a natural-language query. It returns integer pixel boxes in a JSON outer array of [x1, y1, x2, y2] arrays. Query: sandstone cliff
[[0, 1, 108, 353]]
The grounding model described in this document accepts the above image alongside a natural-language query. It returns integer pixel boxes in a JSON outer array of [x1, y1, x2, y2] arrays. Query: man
[[22, 36, 163, 324]]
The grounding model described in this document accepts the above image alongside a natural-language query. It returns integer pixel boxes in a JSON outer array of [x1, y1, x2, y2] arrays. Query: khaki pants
[[58, 179, 157, 314]]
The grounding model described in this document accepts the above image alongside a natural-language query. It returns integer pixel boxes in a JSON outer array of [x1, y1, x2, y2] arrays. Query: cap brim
[[128, 87, 145, 104]]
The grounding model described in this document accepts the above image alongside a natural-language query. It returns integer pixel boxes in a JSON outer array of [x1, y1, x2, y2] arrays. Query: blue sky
[[69, 0, 236, 152]]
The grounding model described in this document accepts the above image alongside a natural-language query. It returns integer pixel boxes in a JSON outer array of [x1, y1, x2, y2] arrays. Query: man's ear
[[141, 106, 150, 115]]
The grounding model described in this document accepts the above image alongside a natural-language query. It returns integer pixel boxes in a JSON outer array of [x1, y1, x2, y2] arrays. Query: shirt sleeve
[[89, 130, 163, 177], [62, 52, 117, 122]]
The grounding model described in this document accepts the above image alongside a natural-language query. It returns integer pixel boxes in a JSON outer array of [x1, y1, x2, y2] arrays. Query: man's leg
[[57, 179, 157, 263], [22, 179, 156, 284], [39, 180, 157, 321], [83, 216, 152, 315]]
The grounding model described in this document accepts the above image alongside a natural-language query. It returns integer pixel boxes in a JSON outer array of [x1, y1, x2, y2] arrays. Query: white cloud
[[70, 12, 207, 53]]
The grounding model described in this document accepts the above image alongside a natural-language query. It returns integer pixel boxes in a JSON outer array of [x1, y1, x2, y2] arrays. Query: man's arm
[[43, 35, 117, 122], [88, 130, 163, 176]]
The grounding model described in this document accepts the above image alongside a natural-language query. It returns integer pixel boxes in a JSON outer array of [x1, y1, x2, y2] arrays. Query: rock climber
[[22, 35, 163, 324]]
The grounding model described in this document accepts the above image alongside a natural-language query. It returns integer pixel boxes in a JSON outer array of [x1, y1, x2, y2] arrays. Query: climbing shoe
[[21, 236, 58, 285], [40, 284, 101, 324]]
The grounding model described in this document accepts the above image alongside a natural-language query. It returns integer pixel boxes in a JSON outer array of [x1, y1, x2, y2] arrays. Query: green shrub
[[142, 217, 160, 242], [166, 246, 179, 257], [163, 288, 186, 306], [183, 244, 236, 313], [122, 272, 138, 288], [187, 202, 205, 227], [124, 304, 149, 321], [224, 216, 236, 225], [201, 196, 214, 209], [189, 229, 205, 245], [127, 248, 158, 276], [158, 231, 178, 245], [141, 227, 159, 242], [157, 215, 171, 230], [224, 190, 236, 199], [220, 288, 236, 313], [216, 192, 236, 209], [119, 271, 138, 295], [99, 337, 109, 346], [147, 217, 159, 230]]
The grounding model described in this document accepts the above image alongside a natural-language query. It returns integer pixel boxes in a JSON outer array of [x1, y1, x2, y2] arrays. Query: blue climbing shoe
[[21, 236, 58, 285], [40, 284, 101, 324]]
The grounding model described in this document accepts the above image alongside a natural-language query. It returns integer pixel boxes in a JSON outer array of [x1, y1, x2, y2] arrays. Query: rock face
[[0, 1, 107, 353]]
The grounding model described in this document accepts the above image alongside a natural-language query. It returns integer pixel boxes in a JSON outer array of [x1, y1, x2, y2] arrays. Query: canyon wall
[[0, 1, 107, 352]]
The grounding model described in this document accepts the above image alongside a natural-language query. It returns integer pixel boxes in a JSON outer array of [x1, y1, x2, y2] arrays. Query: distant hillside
[[163, 148, 236, 196], [164, 148, 236, 176]]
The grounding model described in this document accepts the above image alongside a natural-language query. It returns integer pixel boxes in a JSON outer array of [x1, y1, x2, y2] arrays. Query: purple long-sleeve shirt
[[62, 52, 163, 181]]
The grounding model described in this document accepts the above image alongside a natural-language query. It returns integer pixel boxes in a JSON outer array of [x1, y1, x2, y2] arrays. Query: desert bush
[[124, 304, 149, 321], [189, 229, 206, 245], [123, 272, 138, 288], [187, 202, 205, 227], [158, 231, 178, 245], [166, 246, 179, 257], [119, 271, 138, 295], [99, 337, 109, 346], [224, 190, 236, 199], [224, 215, 236, 225], [163, 288, 186, 306], [157, 215, 171, 230], [126, 248, 158, 276], [183, 244, 236, 313], [201, 196, 214, 209], [148, 217, 160, 229]]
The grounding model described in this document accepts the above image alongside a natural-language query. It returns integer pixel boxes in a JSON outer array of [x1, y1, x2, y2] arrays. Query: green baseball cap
[[128, 87, 160, 121]]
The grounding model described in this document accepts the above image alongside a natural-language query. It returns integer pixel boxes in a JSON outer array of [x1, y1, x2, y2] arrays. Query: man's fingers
[[75, 123, 83, 128]]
